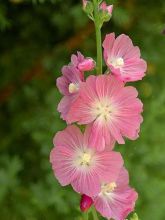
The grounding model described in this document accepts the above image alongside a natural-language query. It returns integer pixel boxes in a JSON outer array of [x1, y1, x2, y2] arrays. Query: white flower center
[[110, 57, 124, 68], [74, 149, 95, 169], [92, 99, 116, 122], [69, 83, 79, 93], [81, 153, 91, 165], [101, 182, 117, 193], [100, 182, 117, 198]]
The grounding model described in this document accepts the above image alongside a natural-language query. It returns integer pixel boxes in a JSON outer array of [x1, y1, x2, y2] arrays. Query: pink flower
[[80, 194, 93, 212], [67, 75, 143, 151], [71, 51, 95, 72], [57, 52, 95, 120], [50, 125, 123, 197], [103, 33, 147, 82], [57, 65, 84, 120], [93, 168, 138, 220], [100, 2, 113, 15]]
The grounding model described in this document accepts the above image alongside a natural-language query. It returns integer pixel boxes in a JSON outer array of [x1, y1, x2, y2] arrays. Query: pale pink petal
[[103, 33, 115, 62], [56, 76, 70, 96], [96, 151, 124, 182], [62, 65, 84, 83], [110, 188, 138, 220], [83, 124, 93, 147], [57, 95, 77, 121], [66, 97, 95, 124], [67, 76, 98, 124], [72, 171, 101, 197], [94, 196, 112, 219], [54, 125, 83, 150], [111, 34, 133, 58], [108, 121, 125, 144], [89, 121, 105, 151], [96, 74, 123, 99], [116, 168, 129, 188], [50, 147, 78, 186], [79, 75, 97, 102]]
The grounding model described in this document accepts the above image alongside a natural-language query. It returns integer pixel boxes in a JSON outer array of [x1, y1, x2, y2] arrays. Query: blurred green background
[[0, 0, 165, 219]]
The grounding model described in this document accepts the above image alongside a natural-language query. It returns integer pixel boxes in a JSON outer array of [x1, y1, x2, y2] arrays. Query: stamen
[[92, 99, 115, 122], [75, 151, 93, 167], [69, 83, 79, 93], [109, 57, 124, 68], [101, 182, 117, 194], [81, 153, 91, 164]]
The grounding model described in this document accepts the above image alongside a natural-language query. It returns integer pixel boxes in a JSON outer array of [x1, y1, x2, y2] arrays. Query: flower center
[[81, 153, 91, 165], [101, 182, 117, 195], [92, 99, 115, 121], [69, 83, 79, 93], [74, 150, 93, 168], [111, 57, 124, 68]]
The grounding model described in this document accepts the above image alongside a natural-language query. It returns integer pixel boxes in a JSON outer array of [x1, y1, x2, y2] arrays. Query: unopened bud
[[100, 3, 113, 15], [83, 1, 94, 15], [82, 0, 87, 9], [80, 194, 93, 212], [78, 58, 95, 72], [130, 213, 139, 220], [100, 2, 113, 15]]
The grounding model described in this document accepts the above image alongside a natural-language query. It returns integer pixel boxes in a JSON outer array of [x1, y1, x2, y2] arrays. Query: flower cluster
[[50, 1, 147, 220]]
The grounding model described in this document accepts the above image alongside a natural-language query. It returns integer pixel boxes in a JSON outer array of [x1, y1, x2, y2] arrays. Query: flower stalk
[[92, 207, 99, 220], [93, 0, 103, 75], [83, 211, 89, 220]]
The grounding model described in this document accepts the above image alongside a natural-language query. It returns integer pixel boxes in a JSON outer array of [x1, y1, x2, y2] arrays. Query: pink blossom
[[57, 52, 95, 120], [93, 168, 138, 220], [100, 2, 113, 15], [71, 51, 95, 72], [78, 58, 95, 72], [67, 75, 143, 150], [80, 194, 93, 212], [50, 125, 123, 197], [103, 33, 147, 82], [57, 65, 84, 120]]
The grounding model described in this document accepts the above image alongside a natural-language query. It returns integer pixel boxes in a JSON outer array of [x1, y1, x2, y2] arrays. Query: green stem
[[93, 0, 102, 75], [83, 211, 89, 220], [92, 207, 99, 220]]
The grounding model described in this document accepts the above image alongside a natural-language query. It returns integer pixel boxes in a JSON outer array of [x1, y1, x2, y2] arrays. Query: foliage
[[0, 0, 165, 219]]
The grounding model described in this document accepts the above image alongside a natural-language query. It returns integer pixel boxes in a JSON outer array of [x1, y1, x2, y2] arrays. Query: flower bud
[[99, 2, 113, 26], [130, 213, 139, 220], [80, 194, 93, 212], [100, 2, 113, 15], [82, 0, 87, 9], [82, 1, 94, 15], [78, 58, 95, 72]]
